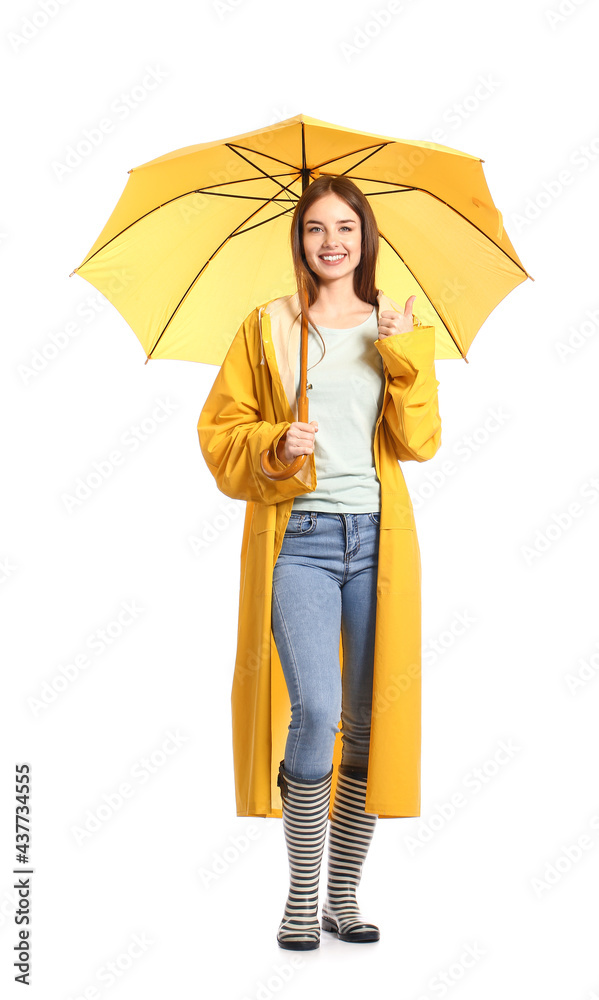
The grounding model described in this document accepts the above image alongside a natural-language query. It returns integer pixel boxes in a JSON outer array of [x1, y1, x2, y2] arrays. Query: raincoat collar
[[257, 288, 404, 419]]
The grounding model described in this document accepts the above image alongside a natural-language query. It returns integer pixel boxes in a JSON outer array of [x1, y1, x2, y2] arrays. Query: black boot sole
[[322, 915, 380, 942]]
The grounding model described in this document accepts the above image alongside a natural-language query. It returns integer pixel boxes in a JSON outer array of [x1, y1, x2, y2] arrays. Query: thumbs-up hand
[[378, 295, 416, 339]]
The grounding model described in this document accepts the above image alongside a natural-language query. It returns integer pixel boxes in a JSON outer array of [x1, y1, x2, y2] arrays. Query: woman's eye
[[307, 226, 353, 233]]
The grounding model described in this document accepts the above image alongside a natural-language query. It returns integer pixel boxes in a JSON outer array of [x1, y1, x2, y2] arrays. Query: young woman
[[198, 174, 442, 951]]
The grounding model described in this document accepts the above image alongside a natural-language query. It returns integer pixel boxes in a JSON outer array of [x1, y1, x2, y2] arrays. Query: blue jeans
[[271, 511, 380, 781]]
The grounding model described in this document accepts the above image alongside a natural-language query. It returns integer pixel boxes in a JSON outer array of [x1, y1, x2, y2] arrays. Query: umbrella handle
[[260, 310, 310, 481]]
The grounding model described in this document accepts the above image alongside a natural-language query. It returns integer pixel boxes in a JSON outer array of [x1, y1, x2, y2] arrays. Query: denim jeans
[[271, 511, 380, 781]]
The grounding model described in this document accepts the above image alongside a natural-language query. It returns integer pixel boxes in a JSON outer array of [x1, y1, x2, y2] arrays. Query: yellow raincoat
[[198, 289, 442, 818]]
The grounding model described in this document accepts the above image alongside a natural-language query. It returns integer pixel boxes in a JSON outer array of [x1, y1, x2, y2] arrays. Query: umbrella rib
[[314, 141, 393, 173], [189, 189, 298, 201], [345, 179, 415, 191], [187, 172, 301, 244], [194, 174, 296, 192], [226, 142, 298, 171], [302, 121, 307, 188], [378, 230, 465, 359], [358, 187, 415, 196], [146, 202, 298, 358], [78, 177, 302, 268], [224, 143, 298, 205], [368, 186, 532, 279], [227, 203, 297, 236]]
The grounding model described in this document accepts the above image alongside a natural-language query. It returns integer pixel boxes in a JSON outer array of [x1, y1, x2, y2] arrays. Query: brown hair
[[289, 175, 380, 369]]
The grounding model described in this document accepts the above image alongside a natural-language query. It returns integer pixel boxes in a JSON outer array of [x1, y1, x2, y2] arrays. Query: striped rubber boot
[[276, 759, 333, 951], [321, 764, 380, 942]]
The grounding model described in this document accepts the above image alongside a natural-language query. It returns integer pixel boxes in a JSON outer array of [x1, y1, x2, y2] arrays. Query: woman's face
[[301, 192, 362, 284]]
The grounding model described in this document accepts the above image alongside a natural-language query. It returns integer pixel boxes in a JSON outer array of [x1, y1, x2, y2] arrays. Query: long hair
[[289, 175, 380, 369]]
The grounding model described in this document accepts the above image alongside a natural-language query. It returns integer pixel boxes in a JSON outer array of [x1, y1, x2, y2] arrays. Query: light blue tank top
[[291, 307, 385, 513]]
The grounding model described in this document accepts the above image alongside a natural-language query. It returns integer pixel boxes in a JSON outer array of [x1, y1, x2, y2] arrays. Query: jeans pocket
[[367, 511, 381, 526], [284, 511, 317, 535]]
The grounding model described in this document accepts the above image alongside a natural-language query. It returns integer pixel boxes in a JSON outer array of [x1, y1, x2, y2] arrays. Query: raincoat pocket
[[376, 526, 420, 596], [381, 497, 416, 531]]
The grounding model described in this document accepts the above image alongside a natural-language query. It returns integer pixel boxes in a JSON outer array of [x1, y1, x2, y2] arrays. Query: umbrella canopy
[[71, 112, 532, 364]]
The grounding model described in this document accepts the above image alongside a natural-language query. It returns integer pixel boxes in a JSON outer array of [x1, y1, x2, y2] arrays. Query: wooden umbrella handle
[[260, 309, 310, 481]]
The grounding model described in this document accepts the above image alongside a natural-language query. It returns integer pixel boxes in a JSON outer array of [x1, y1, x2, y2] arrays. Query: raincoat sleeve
[[374, 324, 442, 462], [197, 311, 304, 505]]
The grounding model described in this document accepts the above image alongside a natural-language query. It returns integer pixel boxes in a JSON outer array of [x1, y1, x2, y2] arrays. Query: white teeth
[[321, 254, 345, 261]]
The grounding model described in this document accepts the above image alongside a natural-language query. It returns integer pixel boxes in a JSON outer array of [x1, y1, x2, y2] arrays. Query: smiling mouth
[[319, 254, 346, 262]]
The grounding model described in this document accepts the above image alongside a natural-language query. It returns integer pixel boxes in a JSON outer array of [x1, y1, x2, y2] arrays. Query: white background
[[3, 0, 599, 996]]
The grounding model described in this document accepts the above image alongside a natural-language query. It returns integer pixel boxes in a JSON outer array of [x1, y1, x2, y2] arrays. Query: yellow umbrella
[[70, 113, 532, 477], [70, 112, 532, 364]]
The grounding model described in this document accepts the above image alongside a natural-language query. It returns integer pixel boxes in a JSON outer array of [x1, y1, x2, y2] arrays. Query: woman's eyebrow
[[304, 218, 356, 225]]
